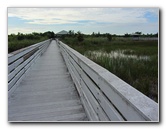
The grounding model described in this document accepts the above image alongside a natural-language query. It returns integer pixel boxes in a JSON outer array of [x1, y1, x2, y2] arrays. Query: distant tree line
[[124, 32, 158, 38], [60, 30, 85, 42], [8, 30, 158, 53], [8, 31, 55, 42], [60, 30, 158, 43], [60, 30, 114, 42], [9, 30, 158, 42]]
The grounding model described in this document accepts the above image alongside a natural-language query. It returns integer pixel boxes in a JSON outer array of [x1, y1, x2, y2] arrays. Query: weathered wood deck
[[8, 40, 88, 121]]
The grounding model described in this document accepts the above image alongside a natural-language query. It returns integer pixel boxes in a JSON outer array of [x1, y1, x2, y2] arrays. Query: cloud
[[8, 27, 36, 34], [8, 8, 159, 34], [8, 8, 158, 25]]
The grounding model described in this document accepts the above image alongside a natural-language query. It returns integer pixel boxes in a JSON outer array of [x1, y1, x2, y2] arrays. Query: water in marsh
[[84, 49, 158, 102], [85, 50, 150, 61]]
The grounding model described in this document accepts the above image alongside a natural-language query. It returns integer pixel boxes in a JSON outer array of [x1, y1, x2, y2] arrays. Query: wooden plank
[[68, 54, 82, 76], [31, 113, 87, 121], [61, 44, 113, 120], [8, 57, 24, 74], [8, 63, 15, 74], [97, 90, 125, 121], [14, 50, 39, 75], [8, 72, 26, 97], [8, 39, 50, 65], [60, 43, 109, 121], [8, 70, 16, 82], [80, 68, 124, 121], [8, 69, 25, 91], [8, 54, 15, 65], [66, 59, 82, 96], [8, 47, 34, 64], [98, 78, 147, 121], [8, 49, 40, 83], [40, 44, 49, 54], [8, 52, 37, 83], [99, 71, 159, 121], [65, 53, 109, 121], [9, 99, 81, 112], [62, 50, 98, 121], [8, 43, 46, 94], [68, 66, 98, 121], [23, 47, 39, 61], [9, 105, 84, 121], [80, 89, 99, 121], [8, 77, 17, 90], [80, 78, 109, 121]]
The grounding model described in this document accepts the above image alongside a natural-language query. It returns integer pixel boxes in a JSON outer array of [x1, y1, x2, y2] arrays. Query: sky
[[8, 8, 159, 35]]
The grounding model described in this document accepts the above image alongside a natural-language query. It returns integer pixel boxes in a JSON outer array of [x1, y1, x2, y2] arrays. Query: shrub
[[77, 31, 84, 42], [107, 34, 112, 41]]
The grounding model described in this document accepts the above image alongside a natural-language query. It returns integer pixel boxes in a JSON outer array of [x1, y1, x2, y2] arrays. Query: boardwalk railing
[[8, 39, 51, 96], [58, 40, 158, 121]]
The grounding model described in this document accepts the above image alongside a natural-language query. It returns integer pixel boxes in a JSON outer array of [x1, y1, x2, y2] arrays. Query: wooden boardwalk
[[8, 40, 88, 121]]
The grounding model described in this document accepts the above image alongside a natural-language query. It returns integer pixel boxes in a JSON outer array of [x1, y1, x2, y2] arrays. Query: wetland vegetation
[[8, 31, 158, 102], [61, 32, 158, 102]]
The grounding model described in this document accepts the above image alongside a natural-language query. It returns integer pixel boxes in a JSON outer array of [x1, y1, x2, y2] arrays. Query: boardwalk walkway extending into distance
[[8, 40, 88, 121], [8, 39, 158, 122]]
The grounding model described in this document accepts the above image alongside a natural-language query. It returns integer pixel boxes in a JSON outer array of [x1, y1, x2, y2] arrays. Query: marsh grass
[[62, 37, 158, 102], [8, 37, 48, 53], [64, 37, 157, 55], [8, 32, 54, 53], [85, 52, 158, 101]]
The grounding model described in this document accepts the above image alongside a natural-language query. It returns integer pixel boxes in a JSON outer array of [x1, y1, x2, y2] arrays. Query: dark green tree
[[107, 33, 112, 41], [68, 30, 75, 37], [77, 31, 84, 42], [124, 33, 130, 37], [43, 31, 55, 38], [92, 32, 95, 37], [17, 32, 25, 40], [135, 32, 142, 35]]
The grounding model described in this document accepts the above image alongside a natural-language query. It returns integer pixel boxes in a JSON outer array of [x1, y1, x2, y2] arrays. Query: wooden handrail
[[58, 40, 158, 121], [8, 39, 51, 96]]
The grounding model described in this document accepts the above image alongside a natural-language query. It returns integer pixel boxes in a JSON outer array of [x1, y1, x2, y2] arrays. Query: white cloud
[[8, 26, 50, 34], [8, 8, 158, 25], [8, 8, 159, 34], [8, 27, 35, 34]]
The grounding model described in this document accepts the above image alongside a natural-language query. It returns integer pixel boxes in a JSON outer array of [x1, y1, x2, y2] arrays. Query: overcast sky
[[8, 8, 159, 35]]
